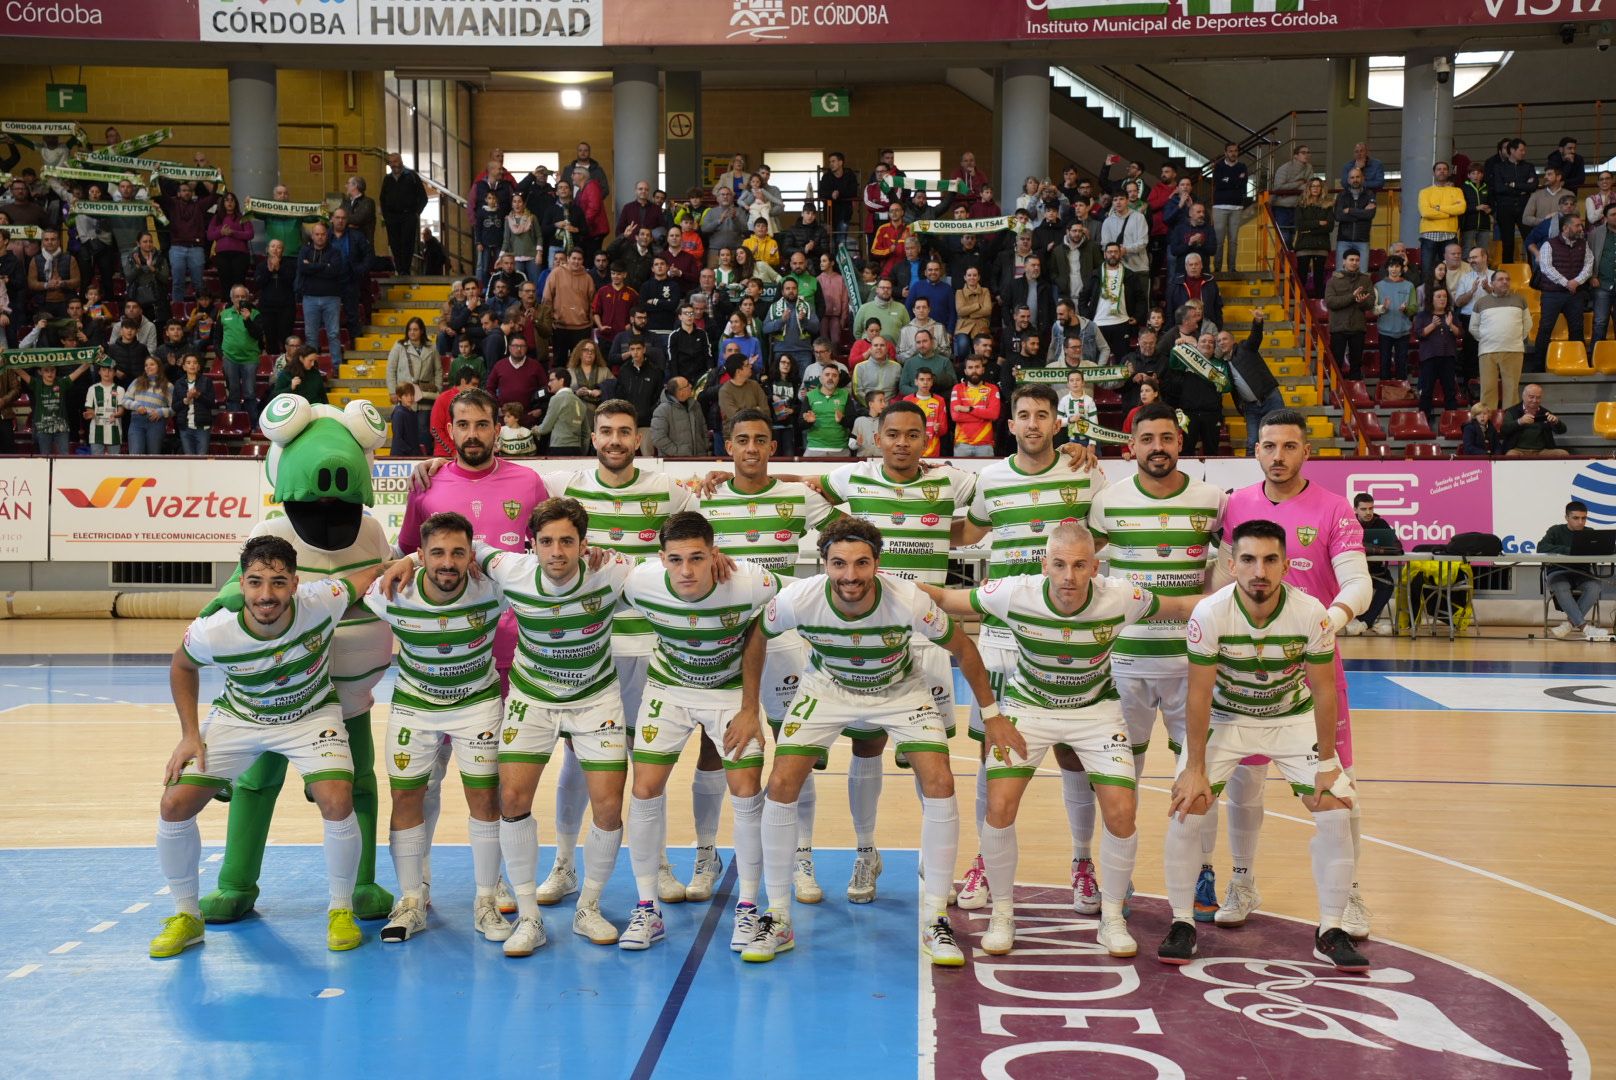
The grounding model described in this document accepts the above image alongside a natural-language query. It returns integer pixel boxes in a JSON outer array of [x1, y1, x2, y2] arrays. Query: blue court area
[[0, 846, 922, 1079]]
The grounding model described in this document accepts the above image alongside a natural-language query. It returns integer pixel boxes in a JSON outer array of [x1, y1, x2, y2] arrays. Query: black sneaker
[[1156, 920, 1197, 966], [1313, 927, 1371, 972]]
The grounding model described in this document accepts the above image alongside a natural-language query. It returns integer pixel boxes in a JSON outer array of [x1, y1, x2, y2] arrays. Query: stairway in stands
[[1216, 272, 1345, 456], [328, 277, 456, 453]]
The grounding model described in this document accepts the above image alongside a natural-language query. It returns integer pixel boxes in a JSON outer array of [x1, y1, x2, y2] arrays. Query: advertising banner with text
[[0, 459, 51, 562], [49, 457, 262, 561]]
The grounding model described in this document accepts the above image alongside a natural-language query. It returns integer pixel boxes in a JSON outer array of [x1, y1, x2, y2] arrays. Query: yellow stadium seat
[[1545, 342, 1593, 376], [1595, 402, 1616, 439], [1500, 262, 1531, 291], [1593, 340, 1616, 375]]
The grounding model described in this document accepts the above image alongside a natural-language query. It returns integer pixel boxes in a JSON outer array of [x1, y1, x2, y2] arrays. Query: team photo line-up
[[152, 384, 1374, 975]]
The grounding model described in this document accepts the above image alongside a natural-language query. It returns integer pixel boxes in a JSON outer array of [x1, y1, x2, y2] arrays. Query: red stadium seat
[[1355, 411, 1386, 441], [1363, 442, 1399, 459], [1437, 409, 1468, 439], [239, 440, 270, 458], [1389, 410, 1434, 440], [1342, 380, 1373, 409], [211, 411, 252, 438], [1405, 442, 1445, 459]]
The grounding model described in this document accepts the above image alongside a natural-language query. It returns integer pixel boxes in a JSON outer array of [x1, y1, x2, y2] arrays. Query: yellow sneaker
[[149, 913, 204, 958], [327, 908, 363, 952]]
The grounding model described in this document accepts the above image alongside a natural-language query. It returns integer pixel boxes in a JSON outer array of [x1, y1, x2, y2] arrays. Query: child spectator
[[851, 389, 886, 458], [1058, 369, 1098, 444], [124, 356, 173, 454], [171, 352, 215, 456], [904, 368, 948, 457], [389, 381, 422, 458], [475, 190, 504, 283], [29, 359, 91, 455], [1461, 402, 1501, 456], [82, 362, 125, 455], [497, 401, 536, 456]]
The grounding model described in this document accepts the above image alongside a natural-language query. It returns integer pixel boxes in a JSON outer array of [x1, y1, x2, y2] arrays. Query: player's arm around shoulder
[[914, 578, 977, 618]]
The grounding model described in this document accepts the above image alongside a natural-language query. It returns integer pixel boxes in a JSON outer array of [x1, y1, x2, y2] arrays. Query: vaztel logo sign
[[59, 477, 156, 509]]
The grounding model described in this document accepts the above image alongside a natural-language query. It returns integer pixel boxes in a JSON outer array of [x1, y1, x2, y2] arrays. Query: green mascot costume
[[199, 395, 396, 922]]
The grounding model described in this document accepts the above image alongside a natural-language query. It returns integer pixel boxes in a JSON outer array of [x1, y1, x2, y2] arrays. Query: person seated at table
[[1345, 492, 1403, 636], [1539, 500, 1612, 642]]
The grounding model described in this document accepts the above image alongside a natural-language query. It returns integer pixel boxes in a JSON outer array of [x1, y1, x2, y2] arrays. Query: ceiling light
[[561, 89, 584, 110]]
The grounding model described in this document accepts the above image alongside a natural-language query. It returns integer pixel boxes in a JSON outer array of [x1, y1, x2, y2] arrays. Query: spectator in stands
[[613, 338, 664, 454], [532, 368, 586, 455], [1546, 138, 1586, 192], [741, 170, 785, 234], [1532, 213, 1593, 366], [1324, 249, 1375, 380], [700, 187, 748, 268], [380, 153, 429, 273], [1471, 269, 1533, 411], [387, 317, 439, 433], [1461, 402, 1501, 456], [339, 176, 375, 246], [272, 347, 327, 406], [27, 227, 78, 318], [1340, 143, 1386, 192], [1010, 255, 1058, 344], [1460, 162, 1493, 259], [1374, 256, 1418, 381], [905, 369, 948, 456], [1418, 162, 1466, 276], [1427, 242, 1478, 310], [898, 296, 941, 361], [567, 339, 608, 427], [1541, 500, 1610, 641], [802, 364, 851, 458], [850, 389, 884, 456], [853, 276, 909, 346], [297, 222, 347, 372], [899, 329, 956, 398], [1166, 254, 1223, 336], [248, 234, 294, 354], [649, 375, 707, 456], [617, 180, 665, 245], [1346, 493, 1402, 636], [1049, 219, 1098, 309], [851, 334, 900, 406], [780, 204, 829, 268], [607, 227, 656, 291], [153, 319, 188, 378], [1082, 242, 1147, 360], [155, 169, 217, 302], [1334, 169, 1376, 269], [1268, 144, 1312, 247], [542, 248, 596, 362], [817, 152, 858, 252], [667, 303, 713, 387], [1590, 203, 1616, 347], [1524, 166, 1570, 236], [116, 232, 164, 327], [1485, 138, 1536, 263], [499, 193, 539, 282], [1293, 178, 1334, 297], [327, 208, 371, 342], [949, 355, 1000, 458], [1099, 194, 1149, 274], [102, 317, 149, 382], [125, 355, 173, 453], [1412, 287, 1462, 425], [1527, 195, 1580, 268], [763, 277, 819, 367], [951, 265, 992, 361], [541, 180, 585, 265], [1057, 369, 1098, 447], [1501, 383, 1568, 457], [172, 352, 214, 456], [485, 334, 545, 420], [1586, 171, 1615, 225], [718, 354, 771, 439], [1122, 377, 1161, 439], [570, 167, 609, 262], [213, 285, 265, 419], [1216, 313, 1281, 453], [1167, 202, 1217, 290], [1048, 299, 1101, 367], [1386, 240, 1424, 290], [1211, 143, 1249, 273], [1168, 329, 1224, 457], [1119, 328, 1165, 410]]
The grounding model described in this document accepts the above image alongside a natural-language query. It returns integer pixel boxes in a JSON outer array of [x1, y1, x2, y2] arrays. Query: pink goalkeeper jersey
[[1222, 480, 1364, 607], [398, 458, 550, 556]]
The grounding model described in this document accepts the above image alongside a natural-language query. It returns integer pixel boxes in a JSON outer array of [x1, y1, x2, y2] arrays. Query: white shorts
[[633, 682, 765, 771], [177, 704, 353, 788], [614, 653, 650, 731], [501, 685, 628, 772], [1115, 673, 1190, 756], [968, 637, 1019, 738], [778, 673, 950, 759], [843, 639, 956, 742], [761, 630, 806, 723], [1178, 711, 1326, 797], [387, 695, 502, 790], [987, 700, 1136, 787]]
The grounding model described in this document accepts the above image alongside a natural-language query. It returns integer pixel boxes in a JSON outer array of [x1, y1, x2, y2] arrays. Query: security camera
[[1559, 22, 1577, 44], [1433, 56, 1452, 84]]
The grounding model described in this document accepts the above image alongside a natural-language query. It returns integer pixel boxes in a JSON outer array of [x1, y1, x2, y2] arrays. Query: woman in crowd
[[272, 348, 329, 405], [1015, 176, 1043, 215], [207, 192, 255, 295], [768, 351, 803, 456], [719, 311, 762, 372], [954, 265, 992, 359], [502, 192, 540, 281], [1412, 286, 1462, 426], [1294, 177, 1335, 297], [816, 250, 849, 349], [72, 182, 120, 295], [125, 355, 174, 455], [387, 317, 440, 431], [567, 338, 610, 429]]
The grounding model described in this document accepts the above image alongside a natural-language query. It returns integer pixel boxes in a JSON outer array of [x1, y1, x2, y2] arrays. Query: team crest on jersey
[[641, 724, 659, 743], [300, 631, 323, 655], [503, 500, 522, 521], [920, 481, 942, 501], [1029, 488, 1042, 504], [1060, 626, 1073, 641], [1190, 513, 1210, 531], [1059, 485, 1081, 506], [639, 499, 659, 516], [776, 503, 796, 519], [992, 745, 1008, 763], [881, 628, 905, 648], [1092, 623, 1115, 644], [394, 752, 410, 769], [502, 727, 517, 745], [783, 722, 801, 737], [468, 610, 487, 629], [582, 595, 603, 614], [1282, 641, 1306, 660], [720, 611, 743, 629], [471, 500, 484, 518], [1297, 526, 1318, 546], [273, 649, 286, 665], [1158, 513, 1172, 527], [687, 614, 703, 628], [849, 632, 862, 645]]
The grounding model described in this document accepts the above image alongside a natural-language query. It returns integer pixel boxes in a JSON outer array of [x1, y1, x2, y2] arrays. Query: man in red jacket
[[572, 166, 610, 264], [1145, 163, 1179, 275], [949, 355, 1002, 457]]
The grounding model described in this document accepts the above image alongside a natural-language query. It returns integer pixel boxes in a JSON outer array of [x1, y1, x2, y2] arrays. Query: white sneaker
[[730, 902, 761, 952], [740, 911, 793, 963], [1342, 619, 1367, 636], [495, 876, 517, 915], [793, 849, 823, 904], [957, 854, 990, 910], [534, 862, 578, 906], [1585, 624, 1611, 642], [1098, 914, 1137, 957], [474, 895, 513, 942], [847, 848, 883, 904], [1071, 857, 1101, 915], [379, 895, 427, 942], [1214, 879, 1262, 927], [618, 902, 665, 950], [1549, 621, 1574, 640], [685, 847, 721, 902], [572, 903, 619, 945], [503, 915, 547, 956], [921, 915, 965, 967], [981, 910, 1015, 955], [1342, 888, 1372, 941], [1372, 619, 1396, 636], [658, 860, 688, 904]]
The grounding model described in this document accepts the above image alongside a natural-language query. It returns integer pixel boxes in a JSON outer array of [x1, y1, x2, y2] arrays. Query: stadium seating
[[1546, 342, 1593, 377], [1438, 409, 1468, 439], [1389, 410, 1434, 440], [1593, 341, 1616, 376], [1405, 442, 1445, 459]]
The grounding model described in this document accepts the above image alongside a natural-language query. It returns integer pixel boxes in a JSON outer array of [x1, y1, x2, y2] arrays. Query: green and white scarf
[[72, 199, 167, 226], [1017, 363, 1131, 385], [244, 198, 326, 220], [104, 129, 172, 157], [77, 150, 158, 174], [0, 225, 42, 241], [880, 174, 971, 196], [1066, 417, 1130, 445], [44, 163, 137, 186], [1, 121, 86, 148], [148, 163, 224, 183], [1170, 341, 1231, 393], [2, 345, 105, 370], [912, 215, 1025, 236]]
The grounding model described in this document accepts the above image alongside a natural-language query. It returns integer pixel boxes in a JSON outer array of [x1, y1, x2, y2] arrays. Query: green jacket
[[272, 362, 327, 404], [1537, 523, 1578, 555]]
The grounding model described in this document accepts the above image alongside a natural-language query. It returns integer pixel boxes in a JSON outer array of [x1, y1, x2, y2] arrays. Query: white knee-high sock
[[1098, 822, 1139, 915], [692, 768, 728, 849], [762, 797, 798, 913], [730, 793, 763, 906], [974, 764, 989, 842], [795, 773, 817, 850], [1311, 808, 1355, 931], [580, 825, 622, 909], [919, 796, 959, 920], [1223, 763, 1266, 885], [468, 817, 502, 897], [553, 750, 588, 869], [979, 822, 1017, 916], [848, 754, 883, 850], [1062, 769, 1095, 861], [499, 815, 539, 919], [389, 822, 428, 900], [628, 795, 666, 904], [157, 817, 201, 917], [324, 812, 362, 911], [1164, 815, 1203, 923], [1200, 796, 1221, 863]]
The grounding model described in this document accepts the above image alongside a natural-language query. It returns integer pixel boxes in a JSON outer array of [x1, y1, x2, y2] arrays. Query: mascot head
[[259, 394, 388, 550]]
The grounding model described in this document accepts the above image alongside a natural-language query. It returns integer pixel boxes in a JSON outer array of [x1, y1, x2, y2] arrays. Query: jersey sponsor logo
[[983, 579, 1003, 594], [1030, 518, 1046, 533], [1297, 526, 1318, 546], [609, 527, 625, 540], [1290, 557, 1314, 571], [394, 751, 410, 769], [1156, 543, 1173, 558], [921, 513, 941, 526], [639, 529, 658, 542], [774, 529, 794, 541], [500, 532, 521, 546], [584, 621, 604, 635], [1187, 619, 1203, 644], [1186, 544, 1207, 558], [746, 529, 761, 542], [687, 613, 702, 628], [891, 512, 907, 524]]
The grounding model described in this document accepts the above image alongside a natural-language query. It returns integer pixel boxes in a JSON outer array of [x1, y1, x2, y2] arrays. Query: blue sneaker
[[1193, 866, 1218, 923]]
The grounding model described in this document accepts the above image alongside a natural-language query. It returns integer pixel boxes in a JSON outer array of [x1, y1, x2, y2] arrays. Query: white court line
[[6, 964, 40, 979], [206, 853, 222, 863], [122, 903, 148, 914], [949, 753, 1616, 929], [48, 942, 80, 955], [87, 921, 116, 934]]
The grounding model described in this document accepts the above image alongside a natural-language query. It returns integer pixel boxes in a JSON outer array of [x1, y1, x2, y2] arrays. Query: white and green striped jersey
[[1187, 583, 1336, 722], [478, 542, 634, 705], [181, 579, 355, 725], [971, 574, 1158, 714], [624, 561, 780, 706], [699, 478, 838, 576], [1088, 473, 1225, 676], [821, 461, 976, 585], [761, 573, 953, 696], [363, 570, 504, 712], [555, 467, 694, 651]]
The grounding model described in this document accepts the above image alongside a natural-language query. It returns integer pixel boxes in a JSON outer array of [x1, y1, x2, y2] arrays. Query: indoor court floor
[[0, 622, 1606, 1079]]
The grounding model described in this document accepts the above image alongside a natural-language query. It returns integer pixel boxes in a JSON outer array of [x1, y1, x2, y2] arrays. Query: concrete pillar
[[227, 63, 278, 204], [612, 66, 660, 210], [663, 71, 701, 197], [1400, 49, 1455, 251], [1324, 56, 1370, 186], [999, 61, 1050, 209]]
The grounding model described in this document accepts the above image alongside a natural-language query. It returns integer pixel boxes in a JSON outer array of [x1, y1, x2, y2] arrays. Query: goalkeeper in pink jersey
[[1215, 409, 1373, 941]]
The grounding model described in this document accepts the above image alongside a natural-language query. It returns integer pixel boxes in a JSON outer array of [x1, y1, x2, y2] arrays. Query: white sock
[[499, 815, 539, 919], [1164, 815, 1202, 923], [1062, 768, 1095, 861], [692, 767, 727, 849], [422, 744, 449, 847], [1223, 763, 1265, 886], [1200, 795, 1221, 863], [1311, 808, 1354, 931], [974, 764, 989, 841], [553, 751, 588, 869], [156, 817, 201, 917], [389, 822, 428, 899], [628, 795, 666, 904], [580, 824, 622, 909], [795, 772, 817, 851], [848, 754, 883, 849], [730, 792, 763, 906], [324, 812, 362, 911], [919, 796, 959, 919], [468, 817, 502, 897], [1098, 822, 1139, 913], [762, 797, 798, 913], [979, 821, 1017, 916]]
